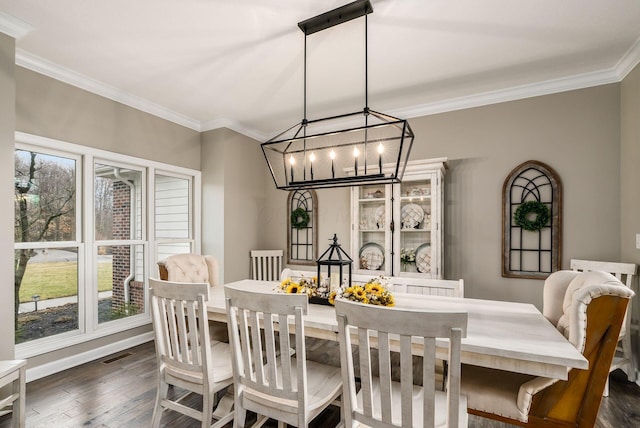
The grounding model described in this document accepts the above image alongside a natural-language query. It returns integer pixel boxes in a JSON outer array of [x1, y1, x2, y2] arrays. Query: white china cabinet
[[350, 158, 447, 278]]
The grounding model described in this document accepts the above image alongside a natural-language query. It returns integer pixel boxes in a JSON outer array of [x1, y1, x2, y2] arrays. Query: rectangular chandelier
[[263, 109, 414, 190], [262, 0, 414, 191]]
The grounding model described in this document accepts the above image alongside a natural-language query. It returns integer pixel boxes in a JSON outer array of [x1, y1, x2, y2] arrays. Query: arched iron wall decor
[[287, 190, 318, 265], [502, 160, 562, 279]]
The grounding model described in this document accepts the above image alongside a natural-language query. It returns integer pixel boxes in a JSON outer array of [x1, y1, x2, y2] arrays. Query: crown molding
[[615, 36, 640, 80], [389, 67, 621, 121], [16, 49, 201, 131], [0, 12, 33, 39], [201, 117, 265, 142]]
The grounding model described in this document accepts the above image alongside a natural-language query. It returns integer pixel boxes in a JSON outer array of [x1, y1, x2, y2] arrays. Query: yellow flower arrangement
[[277, 275, 328, 298], [330, 276, 394, 307]]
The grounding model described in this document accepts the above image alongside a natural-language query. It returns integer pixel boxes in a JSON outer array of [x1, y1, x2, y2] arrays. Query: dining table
[[207, 279, 588, 381]]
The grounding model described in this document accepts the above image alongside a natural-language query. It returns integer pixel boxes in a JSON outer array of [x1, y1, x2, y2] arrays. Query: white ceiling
[[1, 0, 640, 141]]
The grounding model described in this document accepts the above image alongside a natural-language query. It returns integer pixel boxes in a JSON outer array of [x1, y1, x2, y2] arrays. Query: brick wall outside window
[[111, 181, 144, 313]]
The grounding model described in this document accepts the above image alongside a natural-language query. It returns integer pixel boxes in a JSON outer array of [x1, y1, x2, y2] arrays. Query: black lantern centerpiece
[[314, 234, 352, 305]]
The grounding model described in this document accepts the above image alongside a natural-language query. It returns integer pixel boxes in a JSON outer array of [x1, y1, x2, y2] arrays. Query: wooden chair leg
[[152, 381, 168, 428]]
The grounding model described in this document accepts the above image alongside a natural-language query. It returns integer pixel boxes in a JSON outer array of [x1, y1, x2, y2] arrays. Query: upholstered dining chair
[[224, 286, 343, 428], [150, 278, 234, 428], [461, 271, 634, 427], [570, 259, 637, 393], [335, 298, 468, 428], [158, 253, 220, 286]]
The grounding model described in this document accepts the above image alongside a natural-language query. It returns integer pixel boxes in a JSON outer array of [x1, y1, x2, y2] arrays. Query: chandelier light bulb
[[378, 142, 384, 154], [330, 149, 336, 160], [353, 147, 360, 157], [309, 152, 316, 162], [289, 154, 295, 165]]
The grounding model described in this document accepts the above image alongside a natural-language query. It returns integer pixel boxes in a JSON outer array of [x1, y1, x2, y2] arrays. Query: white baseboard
[[25, 332, 154, 382]]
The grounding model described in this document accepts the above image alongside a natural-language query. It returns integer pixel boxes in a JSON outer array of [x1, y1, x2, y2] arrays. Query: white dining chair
[[387, 277, 464, 298], [0, 359, 27, 428], [224, 286, 343, 428], [570, 259, 637, 394], [150, 278, 234, 428], [250, 249, 283, 281], [462, 271, 634, 427], [335, 298, 468, 428]]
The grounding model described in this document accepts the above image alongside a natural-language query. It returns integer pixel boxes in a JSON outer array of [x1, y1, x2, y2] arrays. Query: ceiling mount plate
[[297, 0, 373, 35]]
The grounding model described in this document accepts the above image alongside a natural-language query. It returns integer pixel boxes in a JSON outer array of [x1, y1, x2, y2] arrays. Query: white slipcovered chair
[[158, 253, 220, 286], [461, 270, 634, 427]]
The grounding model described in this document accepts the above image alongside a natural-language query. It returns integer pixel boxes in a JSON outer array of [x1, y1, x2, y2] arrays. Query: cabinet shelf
[[400, 196, 431, 201], [358, 198, 385, 203], [351, 158, 446, 279]]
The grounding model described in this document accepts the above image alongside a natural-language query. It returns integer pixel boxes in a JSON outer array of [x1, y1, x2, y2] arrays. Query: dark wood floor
[[1, 340, 639, 428]]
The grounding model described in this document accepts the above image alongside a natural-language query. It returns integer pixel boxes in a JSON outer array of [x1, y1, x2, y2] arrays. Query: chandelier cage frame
[[262, 0, 415, 190]]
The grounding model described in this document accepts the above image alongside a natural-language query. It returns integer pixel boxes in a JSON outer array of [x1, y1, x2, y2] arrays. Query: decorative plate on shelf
[[359, 242, 384, 270], [401, 204, 424, 229], [415, 243, 431, 273], [373, 206, 385, 230]]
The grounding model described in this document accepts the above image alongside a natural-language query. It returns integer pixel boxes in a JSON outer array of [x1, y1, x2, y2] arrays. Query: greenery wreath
[[513, 200, 550, 232], [291, 207, 310, 230]]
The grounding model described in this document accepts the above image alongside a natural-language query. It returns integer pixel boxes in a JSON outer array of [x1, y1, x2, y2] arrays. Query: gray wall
[[16, 68, 201, 170], [621, 64, 640, 263], [261, 84, 622, 310], [201, 128, 265, 283], [621, 63, 640, 324], [410, 84, 621, 306], [0, 33, 16, 360]]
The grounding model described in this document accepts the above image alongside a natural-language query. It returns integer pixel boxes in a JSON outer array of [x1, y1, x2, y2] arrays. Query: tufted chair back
[[542, 270, 581, 327], [555, 271, 625, 347], [157, 254, 219, 287], [463, 276, 634, 427]]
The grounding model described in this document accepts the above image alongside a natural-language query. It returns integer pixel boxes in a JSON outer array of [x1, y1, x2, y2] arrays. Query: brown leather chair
[[461, 271, 634, 427]]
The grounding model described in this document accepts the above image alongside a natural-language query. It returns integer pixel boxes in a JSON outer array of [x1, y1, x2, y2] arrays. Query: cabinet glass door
[[397, 179, 433, 276], [353, 184, 390, 274]]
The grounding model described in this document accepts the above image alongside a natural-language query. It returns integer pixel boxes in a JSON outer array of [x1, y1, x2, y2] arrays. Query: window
[[94, 162, 146, 324], [14, 133, 200, 357], [155, 173, 194, 260], [15, 148, 81, 344]]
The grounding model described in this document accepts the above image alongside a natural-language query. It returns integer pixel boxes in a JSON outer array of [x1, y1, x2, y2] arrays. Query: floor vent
[[102, 352, 133, 364]]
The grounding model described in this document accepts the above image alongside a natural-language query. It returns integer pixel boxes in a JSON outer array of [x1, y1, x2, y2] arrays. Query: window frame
[[15, 131, 201, 358], [153, 169, 200, 262]]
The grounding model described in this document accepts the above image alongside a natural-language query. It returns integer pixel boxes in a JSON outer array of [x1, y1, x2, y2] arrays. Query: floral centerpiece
[[400, 247, 416, 268], [329, 276, 394, 307], [277, 275, 331, 301]]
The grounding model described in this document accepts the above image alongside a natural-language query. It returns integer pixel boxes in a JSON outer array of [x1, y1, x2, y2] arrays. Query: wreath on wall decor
[[513, 200, 550, 232], [291, 207, 310, 230]]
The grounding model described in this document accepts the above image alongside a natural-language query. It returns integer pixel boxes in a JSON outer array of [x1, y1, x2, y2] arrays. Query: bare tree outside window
[[14, 150, 77, 341]]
